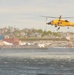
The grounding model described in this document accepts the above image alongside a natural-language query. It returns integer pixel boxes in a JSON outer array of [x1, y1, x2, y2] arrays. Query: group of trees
[[0, 27, 61, 38]]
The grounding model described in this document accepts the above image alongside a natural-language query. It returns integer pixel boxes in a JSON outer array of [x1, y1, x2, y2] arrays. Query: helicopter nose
[[46, 22, 51, 25]]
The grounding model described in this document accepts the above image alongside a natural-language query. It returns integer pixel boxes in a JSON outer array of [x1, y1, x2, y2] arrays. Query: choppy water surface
[[0, 48, 74, 75]]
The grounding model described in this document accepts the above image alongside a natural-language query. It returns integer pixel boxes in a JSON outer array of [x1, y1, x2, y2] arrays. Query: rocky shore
[[0, 40, 74, 49]]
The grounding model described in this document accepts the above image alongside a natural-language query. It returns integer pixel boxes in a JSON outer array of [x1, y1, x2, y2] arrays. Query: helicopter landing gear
[[57, 27, 60, 31], [55, 25, 57, 27]]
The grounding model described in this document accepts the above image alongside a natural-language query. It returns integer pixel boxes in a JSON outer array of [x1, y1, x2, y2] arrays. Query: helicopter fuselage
[[47, 19, 74, 27]]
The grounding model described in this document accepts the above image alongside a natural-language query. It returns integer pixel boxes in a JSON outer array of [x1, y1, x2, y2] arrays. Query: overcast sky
[[0, 0, 74, 32]]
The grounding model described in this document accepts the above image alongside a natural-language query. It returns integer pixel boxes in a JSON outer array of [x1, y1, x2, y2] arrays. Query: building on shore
[[3, 37, 19, 45]]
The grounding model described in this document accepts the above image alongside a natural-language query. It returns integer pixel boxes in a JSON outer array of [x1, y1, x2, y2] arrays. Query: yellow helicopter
[[42, 15, 74, 30]]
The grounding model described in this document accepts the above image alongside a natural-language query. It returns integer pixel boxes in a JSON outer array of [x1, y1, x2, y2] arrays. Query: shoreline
[[0, 46, 73, 50], [0, 40, 74, 49], [0, 45, 48, 50], [0, 45, 74, 50]]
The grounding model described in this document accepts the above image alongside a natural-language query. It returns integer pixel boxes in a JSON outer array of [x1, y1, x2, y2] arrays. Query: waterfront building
[[3, 37, 19, 45]]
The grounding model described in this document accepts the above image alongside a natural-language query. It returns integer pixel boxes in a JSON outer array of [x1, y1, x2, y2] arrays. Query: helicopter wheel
[[55, 25, 57, 27]]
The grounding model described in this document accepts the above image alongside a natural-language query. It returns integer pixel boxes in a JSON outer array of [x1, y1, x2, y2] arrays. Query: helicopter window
[[65, 20, 69, 22]]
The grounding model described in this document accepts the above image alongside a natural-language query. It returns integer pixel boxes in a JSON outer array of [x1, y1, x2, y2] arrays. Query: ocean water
[[0, 48, 74, 75]]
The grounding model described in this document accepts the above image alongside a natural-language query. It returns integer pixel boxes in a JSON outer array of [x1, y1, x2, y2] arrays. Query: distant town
[[0, 26, 74, 49]]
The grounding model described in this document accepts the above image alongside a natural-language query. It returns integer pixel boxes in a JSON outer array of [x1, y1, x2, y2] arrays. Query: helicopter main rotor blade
[[41, 15, 74, 19], [40, 15, 59, 18]]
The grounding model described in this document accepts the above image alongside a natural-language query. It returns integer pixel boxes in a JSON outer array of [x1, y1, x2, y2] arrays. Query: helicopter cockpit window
[[65, 20, 69, 22]]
